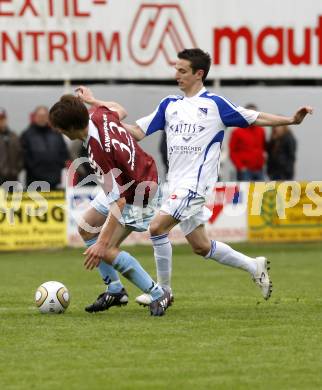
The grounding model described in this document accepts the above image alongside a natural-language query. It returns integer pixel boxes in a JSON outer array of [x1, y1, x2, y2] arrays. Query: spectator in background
[[0, 108, 24, 187], [266, 125, 297, 180], [21, 105, 69, 190], [229, 104, 266, 181], [69, 139, 94, 186]]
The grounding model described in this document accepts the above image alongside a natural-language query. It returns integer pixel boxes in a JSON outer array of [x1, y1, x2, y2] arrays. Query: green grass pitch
[[1, 242, 322, 390]]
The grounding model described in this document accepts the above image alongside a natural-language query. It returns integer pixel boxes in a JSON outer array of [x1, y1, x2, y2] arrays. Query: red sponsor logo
[[170, 194, 178, 199], [213, 16, 322, 66], [208, 185, 240, 224], [128, 4, 197, 66]]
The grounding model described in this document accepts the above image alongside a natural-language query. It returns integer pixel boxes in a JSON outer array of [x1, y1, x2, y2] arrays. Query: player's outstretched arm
[[75, 86, 128, 121], [254, 106, 313, 127], [121, 122, 145, 141]]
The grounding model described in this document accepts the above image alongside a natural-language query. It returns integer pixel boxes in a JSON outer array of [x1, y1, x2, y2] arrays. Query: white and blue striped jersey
[[136, 87, 259, 196]]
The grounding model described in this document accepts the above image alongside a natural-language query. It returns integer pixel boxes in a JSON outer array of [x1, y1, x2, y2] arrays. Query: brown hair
[[178, 48, 211, 82], [49, 95, 89, 133]]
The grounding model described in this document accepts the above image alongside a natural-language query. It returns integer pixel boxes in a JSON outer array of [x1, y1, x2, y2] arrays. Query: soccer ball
[[35, 281, 70, 314]]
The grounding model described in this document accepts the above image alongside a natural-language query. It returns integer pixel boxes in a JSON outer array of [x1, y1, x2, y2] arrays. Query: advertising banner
[[1, 0, 321, 80], [0, 190, 67, 250], [248, 181, 322, 242], [203, 182, 248, 243], [66, 183, 248, 247], [66, 185, 100, 247]]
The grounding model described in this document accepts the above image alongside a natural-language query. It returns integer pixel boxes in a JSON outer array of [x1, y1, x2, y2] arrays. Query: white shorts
[[160, 188, 211, 236], [91, 186, 162, 232]]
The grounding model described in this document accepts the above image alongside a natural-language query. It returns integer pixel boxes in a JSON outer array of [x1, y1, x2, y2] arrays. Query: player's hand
[[75, 85, 95, 105], [292, 106, 313, 124], [83, 241, 106, 270]]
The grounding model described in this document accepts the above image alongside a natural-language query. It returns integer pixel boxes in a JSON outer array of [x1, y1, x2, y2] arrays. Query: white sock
[[150, 234, 172, 292], [205, 240, 257, 275]]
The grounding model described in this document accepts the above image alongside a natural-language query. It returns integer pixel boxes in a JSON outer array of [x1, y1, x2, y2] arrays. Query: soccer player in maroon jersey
[[49, 90, 171, 316]]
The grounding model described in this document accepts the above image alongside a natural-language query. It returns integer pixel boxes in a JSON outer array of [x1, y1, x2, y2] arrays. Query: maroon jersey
[[86, 106, 158, 206]]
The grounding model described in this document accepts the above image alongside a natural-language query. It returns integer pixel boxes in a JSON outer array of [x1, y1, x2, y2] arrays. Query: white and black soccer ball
[[35, 281, 70, 314]]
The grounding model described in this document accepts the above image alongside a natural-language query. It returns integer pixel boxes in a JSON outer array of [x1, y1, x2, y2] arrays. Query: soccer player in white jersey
[[121, 48, 313, 306]]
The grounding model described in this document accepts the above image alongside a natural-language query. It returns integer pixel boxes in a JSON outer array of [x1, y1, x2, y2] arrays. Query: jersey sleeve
[[213, 96, 259, 128], [136, 96, 172, 135], [107, 108, 120, 122]]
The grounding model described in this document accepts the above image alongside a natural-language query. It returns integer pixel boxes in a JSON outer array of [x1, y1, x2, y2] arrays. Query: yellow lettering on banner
[[0, 190, 67, 251], [276, 181, 301, 219], [250, 181, 276, 216], [248, 181, 322, 242], [304, 181, 322, 216]]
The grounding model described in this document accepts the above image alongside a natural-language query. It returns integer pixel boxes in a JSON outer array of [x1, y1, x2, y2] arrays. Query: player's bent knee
[[78, 225, 86, 239], [78, 225, 95, 242], [192, 245, 210, 257], [103, 247, 119, 263], [149, 221, 165, 237]]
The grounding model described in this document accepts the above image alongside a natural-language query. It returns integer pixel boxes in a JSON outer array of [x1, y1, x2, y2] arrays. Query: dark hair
[[245, 103, 258, 111], [49, 95, 89, 133], [177, 48, 211, 82]]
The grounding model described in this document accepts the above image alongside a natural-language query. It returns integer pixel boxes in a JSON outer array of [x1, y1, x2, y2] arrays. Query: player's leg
[[130, 185, 176, 306], [78, 206, 126, 295], [185, 224, 258, 271], [100, 229, 171, 316], [90, 197, 172, 316], [80, 208, 131, 313], [150, 212, 177, 290], [83, 197, 171, 316], [183, 216, 272, 300], [146, 188, 207, 298], [143, 189, 206, 302], [148, 186, 175, 295], [135, 211, 178, 306]]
